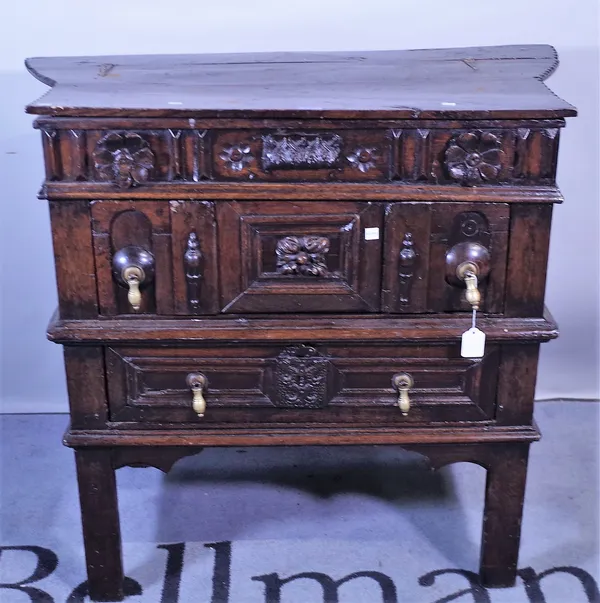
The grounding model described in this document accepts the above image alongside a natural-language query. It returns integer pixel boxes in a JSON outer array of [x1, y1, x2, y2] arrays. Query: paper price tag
[[461, 327, 486, 358], [364, 227, 380, 241]]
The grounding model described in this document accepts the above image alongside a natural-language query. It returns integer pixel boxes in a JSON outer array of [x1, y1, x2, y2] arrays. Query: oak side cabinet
[[25, 45, 576, 601]]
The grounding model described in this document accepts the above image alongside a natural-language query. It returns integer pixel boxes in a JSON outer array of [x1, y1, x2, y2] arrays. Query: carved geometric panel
[[216, 201, 383, 313], [328, 345, 500, 422], [105, 343, 500, 425], [105, 347, 273, 423]]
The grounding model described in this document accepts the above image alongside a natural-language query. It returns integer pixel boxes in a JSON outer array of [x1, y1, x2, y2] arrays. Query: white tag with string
[[461, 308, 486, 358]]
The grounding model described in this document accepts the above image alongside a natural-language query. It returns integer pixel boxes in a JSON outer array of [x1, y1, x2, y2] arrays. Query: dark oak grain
[[64, 425, 541, 447], [505, 204, 554, 316], [49, 201, 98, 318], [75, 449, 123, 602], [47, 309, 559, 344], [28, 46, 575, 600], [480, 444, 530, 587], [26, 46, 576, 119], [63, 347, 108, 429]]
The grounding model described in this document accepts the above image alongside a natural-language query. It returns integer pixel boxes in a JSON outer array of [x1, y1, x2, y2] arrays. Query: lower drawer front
[[106, 344, 499, 425]]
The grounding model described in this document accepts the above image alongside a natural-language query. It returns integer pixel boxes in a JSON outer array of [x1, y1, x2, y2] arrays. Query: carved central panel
[[276, 235, 330, 277], [273, 346, 330, 408], [262, 134, 342, 169]]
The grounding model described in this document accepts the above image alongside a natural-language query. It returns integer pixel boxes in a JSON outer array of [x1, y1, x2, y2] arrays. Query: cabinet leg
[[75, 449, 124, 602], [479, 444, 529, 587]]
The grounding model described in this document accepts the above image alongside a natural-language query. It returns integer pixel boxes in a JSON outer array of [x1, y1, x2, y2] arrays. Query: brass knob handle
[[392, 373, 414, 416], [112, 246, 155, 313], [186, 373, 207, 418], [445, 241, 490, 311], [457, 262, 481, 311]]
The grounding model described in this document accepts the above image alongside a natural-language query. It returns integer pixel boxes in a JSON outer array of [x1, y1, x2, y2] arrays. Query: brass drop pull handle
[[457, 262, 481, 311], [392, 373, 414, 416], [123, 266, 144, 311], [112, 246, 155, 313], [186, 373, 208, 418]]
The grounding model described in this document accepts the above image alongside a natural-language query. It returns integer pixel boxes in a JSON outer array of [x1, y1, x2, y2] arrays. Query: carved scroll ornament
[[276, 236, 330, 277], [262, 134, 342, 169], [93, 132, 155, 188], [274, 346, 330, 408]]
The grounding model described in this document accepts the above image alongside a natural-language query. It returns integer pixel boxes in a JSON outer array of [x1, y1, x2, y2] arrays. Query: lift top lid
[[25, 45, 576, 120]]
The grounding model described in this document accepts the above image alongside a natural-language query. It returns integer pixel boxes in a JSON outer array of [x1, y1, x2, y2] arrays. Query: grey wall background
[[1, 1, 599, 413]]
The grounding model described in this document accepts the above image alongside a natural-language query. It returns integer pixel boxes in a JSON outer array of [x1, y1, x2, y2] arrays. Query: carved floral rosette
[[276, 236, 330, 277], [346, 146, 378, 173], [219, 143, 254, 171], [93, 132, 155, 188], [444, 131, 505, 185]]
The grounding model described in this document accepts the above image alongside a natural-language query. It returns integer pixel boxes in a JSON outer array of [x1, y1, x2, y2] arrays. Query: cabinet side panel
[[505, 204, 553, 317], [49, 200, 98, 318], [64, 346, 107, 428], [495, 343, 540, 425]]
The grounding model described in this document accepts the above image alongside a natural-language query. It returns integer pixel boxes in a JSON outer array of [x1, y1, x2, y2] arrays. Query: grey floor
[[1, 402, 598, 603]]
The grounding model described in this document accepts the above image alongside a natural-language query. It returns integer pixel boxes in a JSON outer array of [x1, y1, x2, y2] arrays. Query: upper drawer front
[[90, 200, 509, 316], [37, 121, 562, 187], [106, 344, 499, 425]]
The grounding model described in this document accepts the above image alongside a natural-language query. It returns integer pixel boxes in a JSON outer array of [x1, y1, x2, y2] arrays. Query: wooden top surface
[[25, 45, 576, 119]]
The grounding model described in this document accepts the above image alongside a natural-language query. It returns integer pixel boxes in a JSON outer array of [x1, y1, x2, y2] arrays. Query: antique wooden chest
[[26, 45, 576, 601]]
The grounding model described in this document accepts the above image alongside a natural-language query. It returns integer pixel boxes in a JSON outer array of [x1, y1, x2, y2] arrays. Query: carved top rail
[[35, 123, 564, 188]]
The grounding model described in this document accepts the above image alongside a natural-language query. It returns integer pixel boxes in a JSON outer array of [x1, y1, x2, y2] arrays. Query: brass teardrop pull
[[445, 241, 490, 311], [186, 373, 208, 418], [457, 262, 481, 311], [112, 246, 155, 313], [392, 373, 414, 416], [122, 266, 144, 311]]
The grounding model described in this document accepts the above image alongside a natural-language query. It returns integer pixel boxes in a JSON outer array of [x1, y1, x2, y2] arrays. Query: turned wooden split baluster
[[184, 232, 203, 311]]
